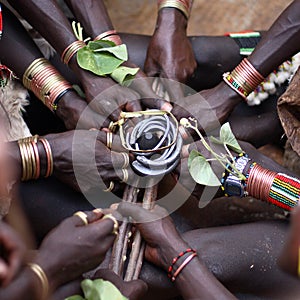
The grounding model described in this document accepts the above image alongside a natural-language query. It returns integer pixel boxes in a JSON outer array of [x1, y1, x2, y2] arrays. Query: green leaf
[[188, 149, 201, 169], [65, 295, 85, 300], [77, 47, 124, 76], [87, 40, 116, 50], [219, 122, 242, 153], [209, 135, 223, 145], [111, 66, 139, 86], [87, 41, 128, 61], [189, 154, 221, 187], [81, 279, 128, 300]]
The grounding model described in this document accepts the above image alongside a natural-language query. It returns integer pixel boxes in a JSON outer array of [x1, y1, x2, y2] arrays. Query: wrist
[[157, 8, 188, 31], [158, 240, 190, 271]]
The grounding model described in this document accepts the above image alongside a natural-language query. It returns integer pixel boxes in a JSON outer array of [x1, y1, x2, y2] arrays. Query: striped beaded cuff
[[223, 72, 248, 99], [268, 173, 300, 211]]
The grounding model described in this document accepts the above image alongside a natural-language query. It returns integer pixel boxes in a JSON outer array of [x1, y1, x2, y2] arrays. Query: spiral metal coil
[[118, 110, 182, 176]]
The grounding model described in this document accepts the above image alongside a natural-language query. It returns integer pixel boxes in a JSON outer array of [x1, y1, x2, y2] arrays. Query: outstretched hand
[[35, 209, 118, 290], [117, 203, 189, 271], [144, 9, 197, 99]]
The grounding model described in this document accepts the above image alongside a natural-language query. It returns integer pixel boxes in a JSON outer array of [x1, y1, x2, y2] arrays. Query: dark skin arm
[[0, 4, 104, 130], [118, 203, 236, 300], [145, 6, 197, 99], [5, 129, 131, 193], [6, 0, 144, 121], [173, 0, 300, 131], [64, 0, 172, 112], [0, 210, 117, 299]]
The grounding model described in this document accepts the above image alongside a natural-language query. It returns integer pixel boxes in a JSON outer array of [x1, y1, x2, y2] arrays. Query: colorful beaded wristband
[[171, 252, 197, 282], [223, 58, 265, 101], [167, 248, 196, 280], [245, 163, 300, 211], [158, 0, 192, 19], [221, 153, 251, 197]]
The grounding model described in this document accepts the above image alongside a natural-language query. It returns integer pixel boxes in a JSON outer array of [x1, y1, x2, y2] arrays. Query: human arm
[[6, 0, 143, 120], [63, 0, 172, 112], [173, 0, 300, 129], [118, 203, 236, 300], [0, 4, 105, 130], [0, 210, 118, 299], [144, 1, 197, 98], [5, 130, 132, 193]]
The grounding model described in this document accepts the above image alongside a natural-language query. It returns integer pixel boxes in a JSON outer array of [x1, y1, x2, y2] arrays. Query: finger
[[94, 268, 123, 288], [124, 279, 148, 300], [3, 246, 24, 287], [117, 202, 154, 223], [159, 75, 185, 102], [90, 99, 123, 123], [124, 98, 142, 113], [96, 131, 124, 152], [72, 210, 103, 227], [97, 212, 120, 236], [0, 259, 8, 285]]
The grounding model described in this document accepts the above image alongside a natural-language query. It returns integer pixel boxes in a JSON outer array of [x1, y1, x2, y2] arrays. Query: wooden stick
[[109, 182, 139, 275]]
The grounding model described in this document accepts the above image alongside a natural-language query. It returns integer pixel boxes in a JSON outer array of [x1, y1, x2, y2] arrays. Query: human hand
[[94, 269, 148, 300], [35, 210, 118, 289], [56, 90, 109, 130], [76, 70, 142, 121], [144, 9, 197, 99], [117, 203, 189, 271], [45, 130, 134, 193], [172, 82, 244, 133], [0, 221, 25, 287]]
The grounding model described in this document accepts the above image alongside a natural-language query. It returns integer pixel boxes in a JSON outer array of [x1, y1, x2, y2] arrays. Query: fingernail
[[110, 203, 119, 210], [93, 208, 103, 214]]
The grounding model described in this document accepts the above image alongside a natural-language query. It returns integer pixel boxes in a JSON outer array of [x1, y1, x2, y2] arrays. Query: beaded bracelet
[[23, 58, 73, 111], [223, 58, 264, 101], [167, 248, 196, 281], [221, 153, 251, 197], [158, 0, 192, 19], [246, 164, 300, 211]]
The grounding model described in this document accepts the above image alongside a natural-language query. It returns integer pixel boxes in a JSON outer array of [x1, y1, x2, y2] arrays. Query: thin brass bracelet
[[158, 0, 190, 18], [39, 138, 53, 178], [18, 135, 40, 181], [23, 58, 73, 111], [61, 40, 86, 65], [28, 263, 49, 300], [94, 29, 117, 41]]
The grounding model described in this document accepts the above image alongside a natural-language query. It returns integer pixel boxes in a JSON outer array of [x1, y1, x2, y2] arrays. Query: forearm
[[0, 268, 41, 300], [0, 5, 43, 77], [64, 0, 113, 37], [174, 258, 236, 300], [248, 0, 300, 76], [7, 0, 77, 57]]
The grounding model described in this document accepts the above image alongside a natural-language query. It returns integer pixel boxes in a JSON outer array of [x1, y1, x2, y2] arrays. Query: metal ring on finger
[[73, 211, 88, 226], [102, 213, 119, 235], [103, 181, 114, 192], [106, 131, 113, 149], [121, 152, 130, 169], [121, 168, 129, 183]]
